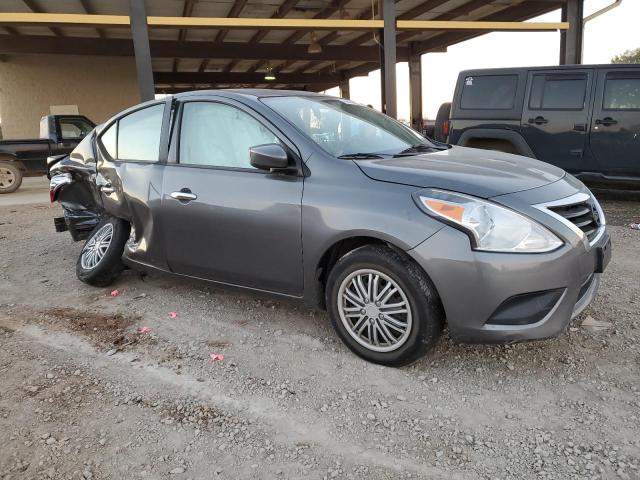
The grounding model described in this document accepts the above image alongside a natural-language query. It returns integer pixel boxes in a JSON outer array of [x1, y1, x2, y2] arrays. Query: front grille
[[547, 198, 601, 242]]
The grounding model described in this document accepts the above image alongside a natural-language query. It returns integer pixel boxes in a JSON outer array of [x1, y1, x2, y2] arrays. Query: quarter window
[[100, 122, 117, 159], [179, 102, 278, 169], [460, 75, 518, 110], [117, 104, 164, 161], [529, 74, 587, 110], [603, 76, 640, 110]]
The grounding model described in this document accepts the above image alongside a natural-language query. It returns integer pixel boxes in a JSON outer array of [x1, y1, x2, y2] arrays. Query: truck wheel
[[326, 245, 444, 367], [76, 217, 130, 287], [433, 102, 451, 143], [0, 162, 22, 194]]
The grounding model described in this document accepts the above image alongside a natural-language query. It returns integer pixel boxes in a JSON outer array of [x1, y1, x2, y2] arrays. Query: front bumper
[[407, 224, 610, 344]]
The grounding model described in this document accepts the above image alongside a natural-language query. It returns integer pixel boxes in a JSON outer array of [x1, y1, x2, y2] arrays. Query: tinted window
[[179, 102, 278, 169], [529, 75, 587, 110], [100, 123, 117, 158], [460, 75, 518, 110], [118, 104, 164, 161], [59, 118, 94, 140], [604, 76, 640, 110]]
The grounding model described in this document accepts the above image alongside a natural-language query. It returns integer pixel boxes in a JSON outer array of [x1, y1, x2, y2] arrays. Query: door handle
[[595, 117, 617, 126], [170, 190, 197, 202], [100, 184, 115, 194], [573, 123, 586, 132], [528, 116, 548, 125]]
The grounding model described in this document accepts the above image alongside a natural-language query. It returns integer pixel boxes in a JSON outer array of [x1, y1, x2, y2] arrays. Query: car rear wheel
[[76, 217, 130, 287], [326, 245, 444, 367], [0, 162, 22, 194]]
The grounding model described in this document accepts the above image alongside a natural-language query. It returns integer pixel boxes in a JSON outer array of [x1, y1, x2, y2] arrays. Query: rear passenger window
[[529, 74, 587, 110], [604, 76, 640, 110], [117, 104, 164, 161], [460, 75, 518, 110]]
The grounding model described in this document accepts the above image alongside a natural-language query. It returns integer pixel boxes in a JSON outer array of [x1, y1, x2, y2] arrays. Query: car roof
[[459, 64, 640, 76], [173, 88, 324, 100]]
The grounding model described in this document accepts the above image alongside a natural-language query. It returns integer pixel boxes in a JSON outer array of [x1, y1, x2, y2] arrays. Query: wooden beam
[[78, 0, 105, 38], [173, 0, 196, 72], [21, 0, 62, 36], [0, 35, 409, 62], [397, 20, 567, 31], [0, 13, 385, 30], [199, 0, 248, 72], [154, 71, 340, 85]]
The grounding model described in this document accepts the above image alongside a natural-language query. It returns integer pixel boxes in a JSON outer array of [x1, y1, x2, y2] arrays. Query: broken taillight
[[49, 173, 73, 203]]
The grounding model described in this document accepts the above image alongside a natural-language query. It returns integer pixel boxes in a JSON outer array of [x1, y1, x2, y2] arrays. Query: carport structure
[[0, 0, 583, 126]]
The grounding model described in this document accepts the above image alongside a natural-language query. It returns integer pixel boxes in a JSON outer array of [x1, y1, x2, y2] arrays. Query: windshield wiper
[[337, 153, 385, 159], [396, 144, 444, 155]]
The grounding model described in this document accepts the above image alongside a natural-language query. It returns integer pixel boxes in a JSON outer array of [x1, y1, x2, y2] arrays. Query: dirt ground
[[0, 198, 639, 480]]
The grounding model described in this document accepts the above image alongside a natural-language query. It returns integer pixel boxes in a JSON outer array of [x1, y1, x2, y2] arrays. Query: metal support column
[[339, 78, 350, 99], [129, 0, 155, 102], [408, 52, 422, 132], [561, 0, 584, 65], [378, 28, 386, 112], [382, 0, 397, 118]]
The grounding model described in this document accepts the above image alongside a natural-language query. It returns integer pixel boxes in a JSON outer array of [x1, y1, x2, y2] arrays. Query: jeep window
[[604, 75, 640, 110], [529, 74, 587, 110], [117, 104, 164, 161], [262, 96, 433, 157], [460, 75, 518, 110]]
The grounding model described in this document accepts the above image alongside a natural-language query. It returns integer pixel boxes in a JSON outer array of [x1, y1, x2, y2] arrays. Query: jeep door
[[159, 99, 304, 296], [589, 68, 640, 178], [521, 69, 594, 173]]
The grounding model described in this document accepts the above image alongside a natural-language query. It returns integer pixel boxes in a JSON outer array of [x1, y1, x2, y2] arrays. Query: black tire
[[326, 245, 444, 367], [76, 216, 130, 287], [433, 102, 451, 143], [0, 161, 23, 194]]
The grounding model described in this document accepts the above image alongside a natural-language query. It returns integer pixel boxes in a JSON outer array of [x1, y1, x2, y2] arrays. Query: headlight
[[416, 189, 563, 253]]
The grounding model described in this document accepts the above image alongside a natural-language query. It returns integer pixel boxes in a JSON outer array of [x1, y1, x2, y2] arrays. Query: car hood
[[355, 146, 565, 198]]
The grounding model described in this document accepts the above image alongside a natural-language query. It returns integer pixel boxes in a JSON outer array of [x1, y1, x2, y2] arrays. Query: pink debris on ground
[[210, 353, 224, 362], [110, 289, 120, 297], [168, 311, 178, 319], [138, 326, 152, 334]]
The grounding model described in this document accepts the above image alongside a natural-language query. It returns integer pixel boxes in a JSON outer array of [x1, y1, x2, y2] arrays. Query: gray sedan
[[49, 90, 611, 366]]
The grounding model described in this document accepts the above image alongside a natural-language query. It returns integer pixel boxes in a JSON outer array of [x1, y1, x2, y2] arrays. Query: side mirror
[[250, 143, 290, 171]]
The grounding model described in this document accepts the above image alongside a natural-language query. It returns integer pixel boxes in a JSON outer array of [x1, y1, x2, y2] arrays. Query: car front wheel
[[76, 217, 130, 287], [326, 245, 444, 367]]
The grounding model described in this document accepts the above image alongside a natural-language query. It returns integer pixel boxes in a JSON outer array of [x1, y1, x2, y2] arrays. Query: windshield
[[261, 96, 437, 158]]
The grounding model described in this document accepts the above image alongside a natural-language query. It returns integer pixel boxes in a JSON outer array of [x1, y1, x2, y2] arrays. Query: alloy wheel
[[337, 269, 413, 352], [80, 223, 114, 270]]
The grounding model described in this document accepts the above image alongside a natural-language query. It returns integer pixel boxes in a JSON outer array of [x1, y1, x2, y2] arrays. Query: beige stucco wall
[[0, 54, 140, 139]]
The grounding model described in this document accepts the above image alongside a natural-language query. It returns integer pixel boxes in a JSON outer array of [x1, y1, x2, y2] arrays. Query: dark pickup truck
[[436, 64, 640, 190], [0, 115, 95, 193]]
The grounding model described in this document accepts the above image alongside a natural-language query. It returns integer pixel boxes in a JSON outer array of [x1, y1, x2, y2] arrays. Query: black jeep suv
[[436, 64, 640, 190]]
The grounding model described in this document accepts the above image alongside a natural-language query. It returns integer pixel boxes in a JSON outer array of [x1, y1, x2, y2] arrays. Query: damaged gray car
[[49, 90, 611, 366]]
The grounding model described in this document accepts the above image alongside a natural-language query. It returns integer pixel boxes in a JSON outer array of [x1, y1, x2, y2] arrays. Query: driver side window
[[179, 102, 279, 169]]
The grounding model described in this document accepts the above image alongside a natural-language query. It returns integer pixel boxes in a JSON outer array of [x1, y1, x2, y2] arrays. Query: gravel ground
[[0, 199, 639, 480]]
